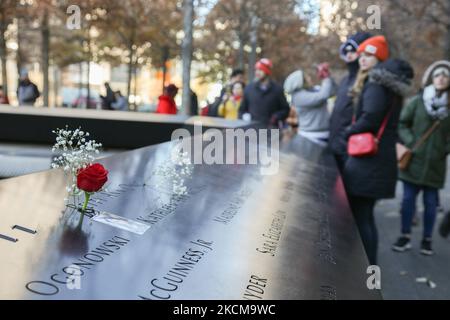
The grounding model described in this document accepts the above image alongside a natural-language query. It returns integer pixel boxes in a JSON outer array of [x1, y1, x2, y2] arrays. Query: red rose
[[77, 163, 108, 193]]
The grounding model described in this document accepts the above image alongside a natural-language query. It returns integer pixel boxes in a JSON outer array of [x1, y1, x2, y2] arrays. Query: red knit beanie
[[255, 58, 273, 75], [357, 35, 389, 62]]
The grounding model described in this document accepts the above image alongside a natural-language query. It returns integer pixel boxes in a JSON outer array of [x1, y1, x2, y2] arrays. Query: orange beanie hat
[[357, 35, 389, 62]]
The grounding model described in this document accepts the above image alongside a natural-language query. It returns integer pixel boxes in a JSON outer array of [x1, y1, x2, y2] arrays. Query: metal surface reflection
[[59, 215, 90, 257], [0, 135, 381, 300]]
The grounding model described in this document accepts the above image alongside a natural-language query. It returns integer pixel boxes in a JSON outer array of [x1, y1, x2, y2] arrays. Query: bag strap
[[411, 120, 441, 151], [376, 95, 405, 141], [376, 109, 393, 141], [352, 109, 393, 140]]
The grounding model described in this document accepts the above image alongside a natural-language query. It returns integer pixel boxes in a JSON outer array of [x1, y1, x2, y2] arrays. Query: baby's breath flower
[[153, 146, 193, 196], [51, 126, 103, 195]]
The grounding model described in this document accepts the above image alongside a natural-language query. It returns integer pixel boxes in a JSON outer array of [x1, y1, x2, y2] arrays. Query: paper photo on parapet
[[92, 212, 151, 235]]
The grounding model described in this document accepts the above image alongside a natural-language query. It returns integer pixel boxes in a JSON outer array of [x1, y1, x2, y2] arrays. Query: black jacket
[[190, 90, 199, 115], [238, 80, 290, 126], [102, 87, 116, 110], [343, 59, 414, 199], [329, 61, 359, 156]]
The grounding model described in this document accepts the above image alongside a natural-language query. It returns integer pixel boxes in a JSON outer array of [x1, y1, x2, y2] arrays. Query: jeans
[[348, 195, 378, 265], [401, 181, 438, 239]]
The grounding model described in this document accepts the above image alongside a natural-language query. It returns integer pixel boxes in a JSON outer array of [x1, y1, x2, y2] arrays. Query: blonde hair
[[349, 69, 369, 104]]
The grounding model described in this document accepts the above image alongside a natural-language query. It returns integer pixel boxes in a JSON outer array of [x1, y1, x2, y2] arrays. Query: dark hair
[[231, 81, 246, 91], [231, 69, 244, 78], [165, 84, 178, 96], [0, 85, 3, 90]]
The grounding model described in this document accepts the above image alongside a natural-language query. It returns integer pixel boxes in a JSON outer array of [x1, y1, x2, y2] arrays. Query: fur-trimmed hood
[[421, 60, 450, 88], [369, 58, 414, 97]]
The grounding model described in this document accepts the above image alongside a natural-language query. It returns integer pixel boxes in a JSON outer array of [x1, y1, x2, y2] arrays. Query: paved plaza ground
[[378, 159, 450, 299]]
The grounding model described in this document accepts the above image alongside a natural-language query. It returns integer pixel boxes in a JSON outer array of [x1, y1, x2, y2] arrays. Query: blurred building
[[1, 28, 214, 114]]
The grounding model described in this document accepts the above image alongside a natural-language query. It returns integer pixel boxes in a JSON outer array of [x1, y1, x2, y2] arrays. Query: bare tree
[[182, 0, 194, 115], [0, 2, 12, 94], [196, 0, 313, 83], [326, 0, 450, 87], [41, 8, 50, 106], [248, 13, 260, 82], [400, 0, 450, 60]]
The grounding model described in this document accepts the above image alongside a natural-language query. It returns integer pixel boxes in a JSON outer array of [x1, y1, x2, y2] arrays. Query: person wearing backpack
[[393, 60, 450, 255]]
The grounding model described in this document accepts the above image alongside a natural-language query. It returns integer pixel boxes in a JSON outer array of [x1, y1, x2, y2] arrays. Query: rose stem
[[79, 192, 91, 225]]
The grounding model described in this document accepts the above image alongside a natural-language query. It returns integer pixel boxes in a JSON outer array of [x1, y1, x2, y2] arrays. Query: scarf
[[423, 84, 449, 120]]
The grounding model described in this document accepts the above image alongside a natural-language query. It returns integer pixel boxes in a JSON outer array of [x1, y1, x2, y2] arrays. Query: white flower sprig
[[153, 146, 193, 196], [51, 126, 102, 195]]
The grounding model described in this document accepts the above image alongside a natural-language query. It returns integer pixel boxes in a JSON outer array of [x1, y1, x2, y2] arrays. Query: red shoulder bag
[[347, 110, 392, 157]]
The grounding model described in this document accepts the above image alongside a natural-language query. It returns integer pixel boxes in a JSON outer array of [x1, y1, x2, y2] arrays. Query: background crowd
[[1, 29, 449, 269]]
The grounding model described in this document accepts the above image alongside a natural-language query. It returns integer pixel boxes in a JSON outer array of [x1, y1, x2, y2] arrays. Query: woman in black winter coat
[[343, 36, 414, 265]]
